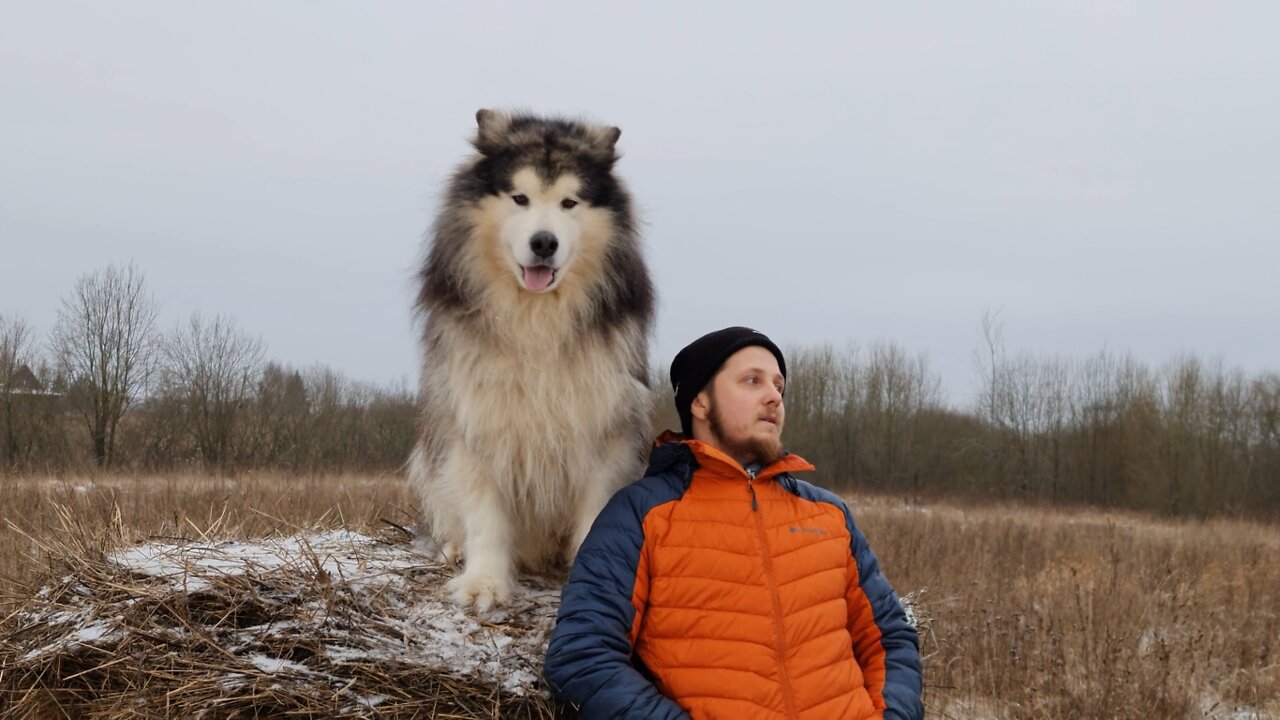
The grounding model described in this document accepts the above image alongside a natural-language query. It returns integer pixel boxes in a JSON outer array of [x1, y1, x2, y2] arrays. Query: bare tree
[[1, 314, 37, 467], [975, 308, 1006, 427], [0, 314, 36, 390], [51, 264, 160, 468], [861, 343, 942, 490], [160, 313, 265, 470], [248, 362, 310, 468]]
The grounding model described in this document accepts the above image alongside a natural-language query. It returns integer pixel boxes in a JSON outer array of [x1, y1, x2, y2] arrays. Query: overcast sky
[[3, 2, 1277, 405]]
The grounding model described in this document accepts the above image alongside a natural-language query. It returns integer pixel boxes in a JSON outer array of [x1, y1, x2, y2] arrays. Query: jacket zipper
[[747, 475, 799, 720]]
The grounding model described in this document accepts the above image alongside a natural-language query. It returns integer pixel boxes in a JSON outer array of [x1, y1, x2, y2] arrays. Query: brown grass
[[2, 474, 1278, 719], [860, 496, 1280, 719], [0, 473, 415, 609]]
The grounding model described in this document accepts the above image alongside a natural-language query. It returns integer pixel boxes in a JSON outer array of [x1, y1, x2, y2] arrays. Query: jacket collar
[[648, 430, 814, 483]]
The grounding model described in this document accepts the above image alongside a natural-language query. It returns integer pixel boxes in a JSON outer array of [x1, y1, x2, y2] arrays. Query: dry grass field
[[2, 474, 1277, 719]]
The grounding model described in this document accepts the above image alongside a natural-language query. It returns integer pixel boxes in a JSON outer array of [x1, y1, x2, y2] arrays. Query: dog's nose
[[530, 231, 559, 259]]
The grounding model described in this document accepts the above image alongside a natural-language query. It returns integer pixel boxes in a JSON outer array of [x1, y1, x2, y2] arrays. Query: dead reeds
[[1, 502, 568, 719]]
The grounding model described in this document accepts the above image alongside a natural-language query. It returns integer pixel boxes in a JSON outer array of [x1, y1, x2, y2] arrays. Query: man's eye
[[561, 198, 578, 210], [512, 194, 529, 206]]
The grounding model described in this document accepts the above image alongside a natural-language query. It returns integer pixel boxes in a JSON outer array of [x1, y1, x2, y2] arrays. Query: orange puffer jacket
[[545, 436, 922, 719]]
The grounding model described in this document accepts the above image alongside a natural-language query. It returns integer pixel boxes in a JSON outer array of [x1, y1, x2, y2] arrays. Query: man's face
[[693, 346, 786, 466]]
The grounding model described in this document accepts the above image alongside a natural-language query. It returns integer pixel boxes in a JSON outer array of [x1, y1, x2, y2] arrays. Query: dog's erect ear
[[474, 109, 511, 152], [585, 125, 622, 163]]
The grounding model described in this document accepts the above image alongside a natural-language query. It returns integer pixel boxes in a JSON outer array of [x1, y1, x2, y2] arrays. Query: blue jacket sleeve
[[847, 514, 923, 720], [544, 484, 689, 720]]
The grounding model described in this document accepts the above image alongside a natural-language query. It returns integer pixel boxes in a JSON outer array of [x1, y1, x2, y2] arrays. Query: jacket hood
[[645, 432, 696, 477]]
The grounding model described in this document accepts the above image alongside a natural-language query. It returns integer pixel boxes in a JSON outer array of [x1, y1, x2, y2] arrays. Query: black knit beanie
[[670, 326, 787, 437]]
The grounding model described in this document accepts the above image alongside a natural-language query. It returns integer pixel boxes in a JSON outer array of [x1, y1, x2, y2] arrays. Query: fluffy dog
[[408, 110, 654, 610]]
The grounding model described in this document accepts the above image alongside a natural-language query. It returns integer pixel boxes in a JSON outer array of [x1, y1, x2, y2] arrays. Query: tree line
[[1, 264, 415, 475], [771, 314, 1280, 518], [4, 266, 1278, 519]]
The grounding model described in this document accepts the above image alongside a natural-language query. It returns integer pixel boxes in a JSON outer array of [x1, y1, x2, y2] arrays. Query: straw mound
[[0, 512, 570, 719]]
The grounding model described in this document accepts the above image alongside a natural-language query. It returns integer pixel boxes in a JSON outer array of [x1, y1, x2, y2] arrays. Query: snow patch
[[248, 654, 311, 675], [17, 530, 563, 700]]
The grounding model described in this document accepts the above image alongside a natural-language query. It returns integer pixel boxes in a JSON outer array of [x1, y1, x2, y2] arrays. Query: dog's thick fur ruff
[[408, 110, 655, 610]]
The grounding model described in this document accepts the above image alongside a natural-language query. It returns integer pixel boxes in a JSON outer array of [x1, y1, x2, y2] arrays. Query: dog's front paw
[[446, 569, 512, 612]]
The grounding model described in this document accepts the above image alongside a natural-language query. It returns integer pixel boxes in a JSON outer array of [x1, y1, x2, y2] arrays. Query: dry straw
[[0, 504, 570, 719]]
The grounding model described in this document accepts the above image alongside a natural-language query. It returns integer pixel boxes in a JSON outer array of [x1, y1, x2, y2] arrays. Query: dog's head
[[465, 109, 629, 296]]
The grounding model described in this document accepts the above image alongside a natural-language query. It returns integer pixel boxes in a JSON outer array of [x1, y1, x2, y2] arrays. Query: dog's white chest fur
[[436, 328, 644, 514], [410, 317, 649, 609]]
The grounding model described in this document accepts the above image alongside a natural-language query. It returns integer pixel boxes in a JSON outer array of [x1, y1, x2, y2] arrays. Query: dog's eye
[[512, 194, 529, 206], [560, 198, 578, 210]]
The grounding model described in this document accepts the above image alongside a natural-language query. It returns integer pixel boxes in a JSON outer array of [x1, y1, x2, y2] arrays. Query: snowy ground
[[18, 530, 562, 707]]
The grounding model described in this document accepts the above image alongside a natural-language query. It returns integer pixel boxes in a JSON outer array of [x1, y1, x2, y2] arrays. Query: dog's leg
[[438, 540, 461, 565], [564, 435, 639, 566], [565, 481, 609, 567], [407, 438, 464, 564], [445, 453, 515, 611]]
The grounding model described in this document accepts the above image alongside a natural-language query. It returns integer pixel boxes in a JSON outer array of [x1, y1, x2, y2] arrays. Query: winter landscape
[[5, 3, 1280, 718]]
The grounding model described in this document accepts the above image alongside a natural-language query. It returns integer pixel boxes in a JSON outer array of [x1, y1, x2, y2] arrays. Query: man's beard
[[707, 398, 785, 466]]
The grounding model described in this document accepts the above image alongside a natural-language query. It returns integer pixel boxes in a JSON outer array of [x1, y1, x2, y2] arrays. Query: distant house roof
[[7, 364, 43, 392]]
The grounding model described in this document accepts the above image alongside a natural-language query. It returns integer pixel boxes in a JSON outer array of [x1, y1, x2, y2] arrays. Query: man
[[544, 327, 923, 719]]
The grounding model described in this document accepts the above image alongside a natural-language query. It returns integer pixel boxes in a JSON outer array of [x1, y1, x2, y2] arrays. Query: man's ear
[[690, 390, 711, 422]]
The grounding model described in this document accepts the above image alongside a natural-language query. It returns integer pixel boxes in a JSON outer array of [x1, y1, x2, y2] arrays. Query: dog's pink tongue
[[523, 266, 554, 292]]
